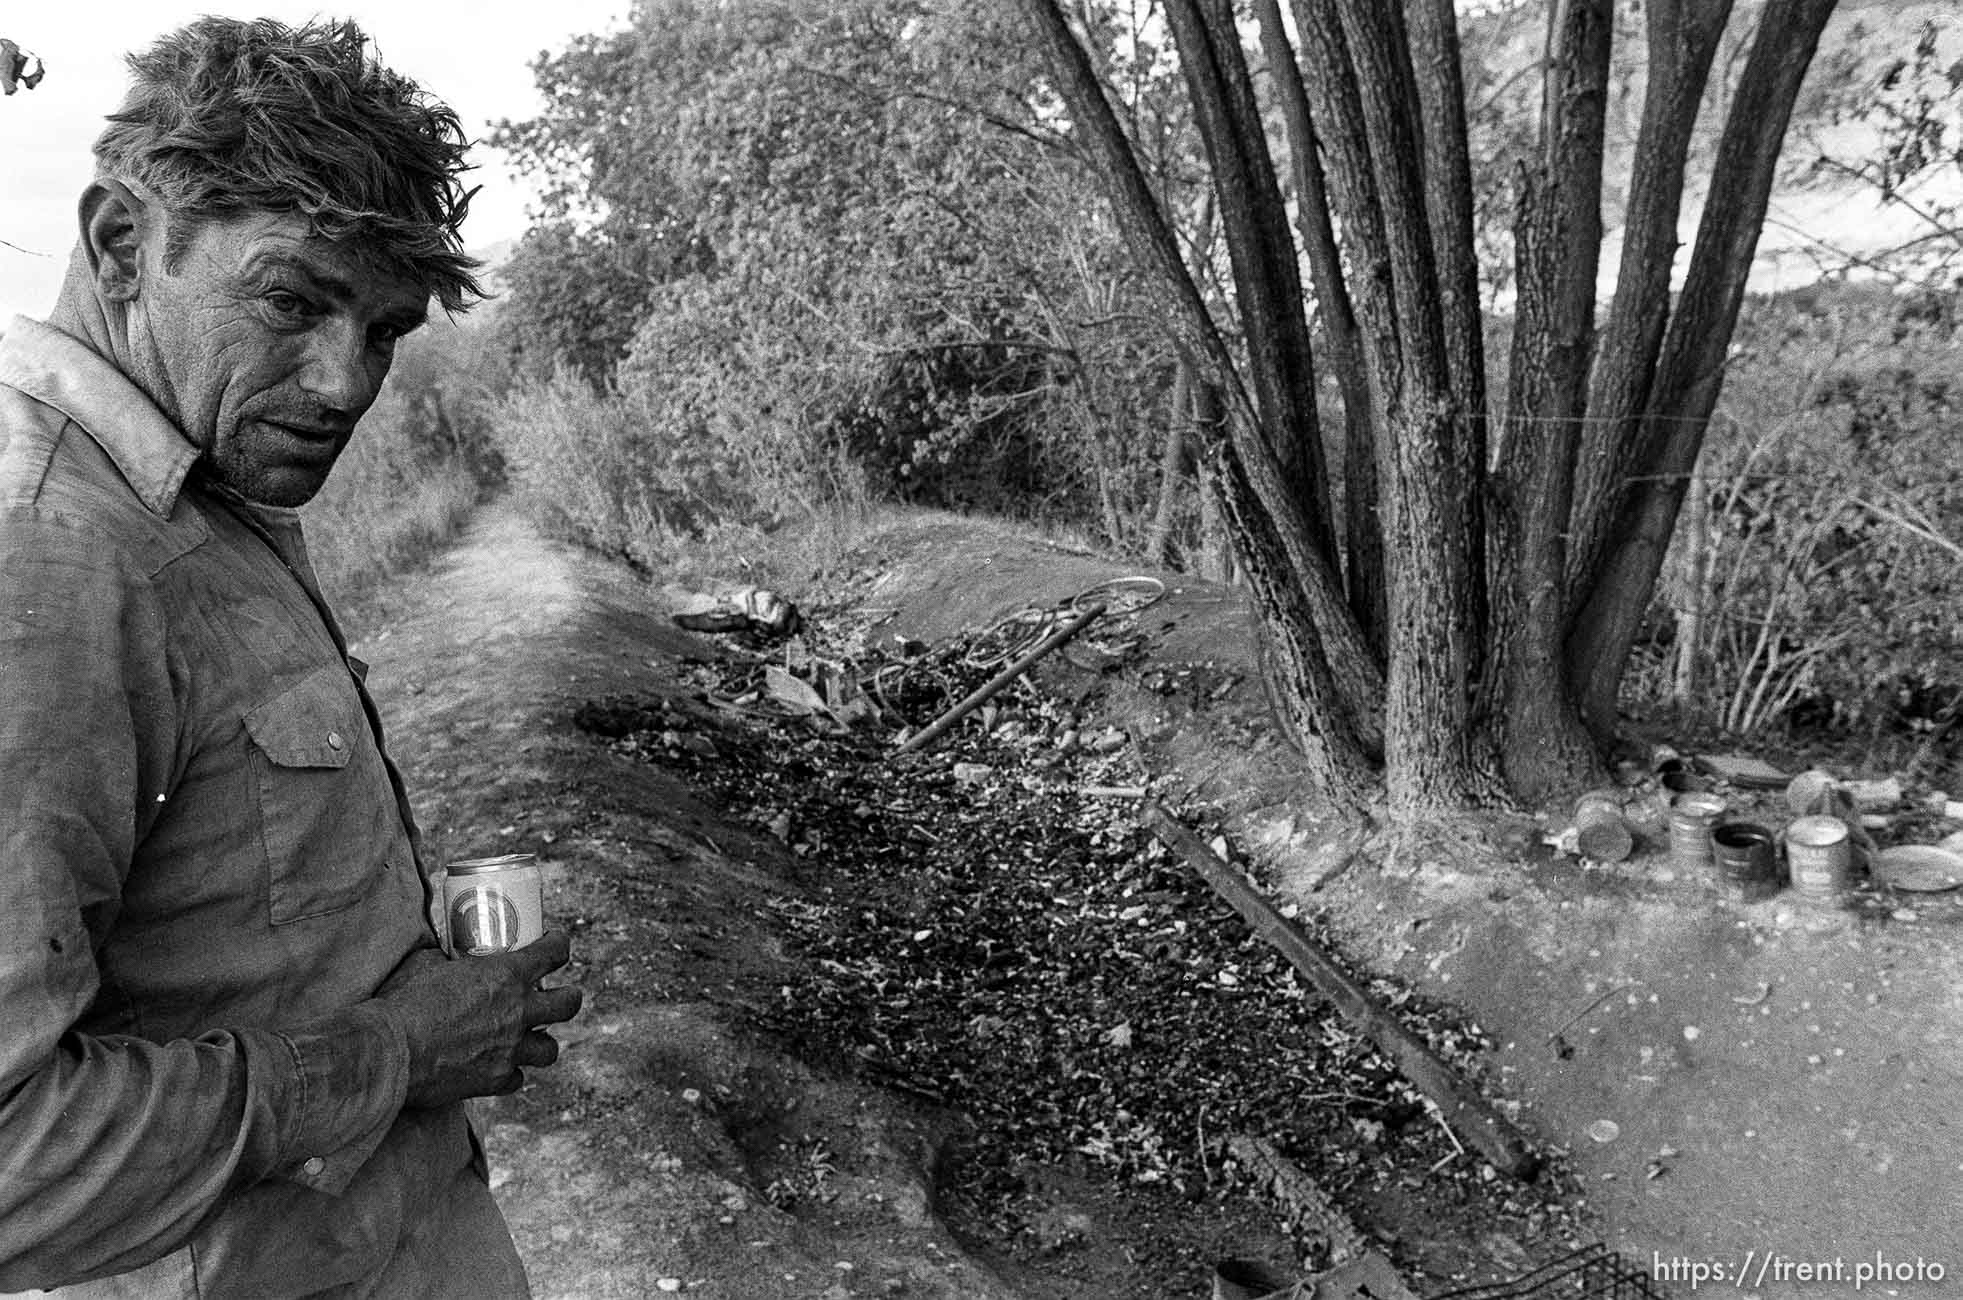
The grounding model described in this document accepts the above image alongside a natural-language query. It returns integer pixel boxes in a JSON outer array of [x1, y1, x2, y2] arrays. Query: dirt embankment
[[346, 501, 1963, 1300]]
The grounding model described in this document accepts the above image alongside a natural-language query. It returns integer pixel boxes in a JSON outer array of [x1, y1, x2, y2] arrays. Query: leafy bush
[[490, 0, 1197, 563], [304, 315, 503, 607], [1633, 283, 1963, 762]]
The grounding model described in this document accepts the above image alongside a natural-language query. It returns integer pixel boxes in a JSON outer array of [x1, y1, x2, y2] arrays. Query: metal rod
[[892, 601, 1106, 757], [1143, 801, 1542, 1182]]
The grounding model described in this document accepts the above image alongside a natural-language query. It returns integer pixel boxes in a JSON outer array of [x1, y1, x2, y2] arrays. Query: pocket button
[[327, 731, 345, 751]]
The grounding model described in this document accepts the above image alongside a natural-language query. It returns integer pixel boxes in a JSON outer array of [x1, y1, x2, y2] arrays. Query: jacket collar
[[0, 315, 200, 517]]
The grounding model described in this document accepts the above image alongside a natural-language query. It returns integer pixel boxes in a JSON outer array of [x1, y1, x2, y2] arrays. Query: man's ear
[[77, 180, 155, 305]]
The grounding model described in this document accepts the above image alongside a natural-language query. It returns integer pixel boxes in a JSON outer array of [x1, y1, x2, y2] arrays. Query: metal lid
[[1671, 791, 1726, 817], [1785, 815, 1849, 847], [447, 852, 538, 875]]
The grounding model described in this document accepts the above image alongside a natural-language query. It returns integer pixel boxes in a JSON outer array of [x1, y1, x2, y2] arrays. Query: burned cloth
[[0, 318, 524, 1298]]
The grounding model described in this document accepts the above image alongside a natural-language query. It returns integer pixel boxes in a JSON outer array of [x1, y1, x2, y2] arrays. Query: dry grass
[[304, 460, 481, 610]]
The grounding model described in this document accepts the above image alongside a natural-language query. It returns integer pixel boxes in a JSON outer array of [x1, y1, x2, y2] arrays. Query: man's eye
[[265, 291, 311, 318]]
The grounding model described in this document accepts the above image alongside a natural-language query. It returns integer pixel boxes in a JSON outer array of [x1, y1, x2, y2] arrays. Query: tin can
[[443, 853, 544, 956], [1710, 821, 1780, 902], [1785, 815, 1852, 904], [1667, 792, 1726, 874], [1573, 790, 1634, 862]]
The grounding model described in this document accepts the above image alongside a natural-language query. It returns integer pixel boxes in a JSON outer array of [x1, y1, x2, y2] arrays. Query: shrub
[[1634, 283, 1963, 763], [304, 316, 502, 608]]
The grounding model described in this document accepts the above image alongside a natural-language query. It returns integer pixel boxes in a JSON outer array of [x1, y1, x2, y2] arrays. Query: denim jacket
[[0, 318, 490, 1297]]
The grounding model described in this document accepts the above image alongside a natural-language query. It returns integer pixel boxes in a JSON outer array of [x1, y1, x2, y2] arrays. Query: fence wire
[[1428, 1243, 1670, 1300]]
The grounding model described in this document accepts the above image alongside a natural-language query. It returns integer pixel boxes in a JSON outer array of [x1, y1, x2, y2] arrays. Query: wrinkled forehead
[[180, 209, 433, 319]]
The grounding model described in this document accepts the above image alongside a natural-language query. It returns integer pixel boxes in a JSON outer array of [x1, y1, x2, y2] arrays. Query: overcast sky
[[0, 2, 627, 320]]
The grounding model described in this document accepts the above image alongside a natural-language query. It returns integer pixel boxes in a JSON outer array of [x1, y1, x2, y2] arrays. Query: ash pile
[[575, 586, 1601, 1292]]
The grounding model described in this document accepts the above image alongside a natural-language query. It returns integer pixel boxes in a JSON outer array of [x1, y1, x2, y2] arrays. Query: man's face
[[128, 210, 429, 507]]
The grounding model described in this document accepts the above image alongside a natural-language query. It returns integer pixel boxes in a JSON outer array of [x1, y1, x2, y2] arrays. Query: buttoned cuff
[[261, 1001, 410, 1196]]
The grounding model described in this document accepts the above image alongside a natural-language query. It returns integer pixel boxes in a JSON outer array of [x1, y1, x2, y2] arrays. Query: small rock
[[952, 762, 993, 786], [1682, 1025, 1701, 1043], [1587, 1119, 1621, 1144], [655, 1279, 683, 1293]]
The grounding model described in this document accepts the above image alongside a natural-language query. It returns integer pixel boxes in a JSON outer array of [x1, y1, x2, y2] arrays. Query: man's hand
[[373, 931, 583, 1109]]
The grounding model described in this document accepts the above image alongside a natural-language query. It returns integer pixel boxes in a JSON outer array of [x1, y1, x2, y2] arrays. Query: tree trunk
[[1017, 0, 1384, 767], [1568, 0, 1840, 738], [1200, 439, 1378, 806], [1145, 357, 1195, 566], [1405, 0, 1489, 688], [1330, 0, 1481, 811], [1164, 0, 1338, 562], [1193, 377, 1235, 582], [1251, 0, 1387, 660], [1493, 0, 1613, 801], [1565, 0, 1734, 603], [1671, 447, 1712, 706]]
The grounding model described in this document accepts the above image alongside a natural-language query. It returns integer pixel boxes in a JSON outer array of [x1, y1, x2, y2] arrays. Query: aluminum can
[[443, 853, 544, 956]]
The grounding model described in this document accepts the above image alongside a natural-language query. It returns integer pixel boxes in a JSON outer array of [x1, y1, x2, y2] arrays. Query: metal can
[[1785, 815, 1852, 904], [443, 853, 544, 956], [1667, 791, 1726, 874]]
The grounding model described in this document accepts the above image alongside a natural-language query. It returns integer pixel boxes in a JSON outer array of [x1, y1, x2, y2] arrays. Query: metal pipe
[[892, 602, 1106, 758]]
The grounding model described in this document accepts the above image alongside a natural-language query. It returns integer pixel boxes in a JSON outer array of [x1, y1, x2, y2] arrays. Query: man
[[0, 17, 580, 1298]]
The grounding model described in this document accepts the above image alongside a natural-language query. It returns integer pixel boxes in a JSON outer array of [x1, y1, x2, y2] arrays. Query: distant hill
[[1466, 0, 1962, 291]]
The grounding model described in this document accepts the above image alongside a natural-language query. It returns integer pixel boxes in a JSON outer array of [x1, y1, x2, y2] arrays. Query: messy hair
[[93, 17, 484, 313]]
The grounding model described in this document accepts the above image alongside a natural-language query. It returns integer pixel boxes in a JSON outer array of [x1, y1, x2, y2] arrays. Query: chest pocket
[[243, 666, 397, 925]]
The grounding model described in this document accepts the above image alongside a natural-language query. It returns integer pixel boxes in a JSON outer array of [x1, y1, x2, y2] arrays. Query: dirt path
[[345, 503, 1025, 1300], [343, 500, 1963, 1299]]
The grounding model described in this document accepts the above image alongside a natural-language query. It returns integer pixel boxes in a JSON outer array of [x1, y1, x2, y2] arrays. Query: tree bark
[[1404, 0, 1490, 689], [1145, 357, 1196, 566], [1289, 0, 1409, 697], [1251, 0, 1387, 661], [1200, 439, 1378, 805], [1016, 0, 1385, 770], [1568, 0, 1840, 738], [1494, 0, 1613, 801], [1330, 0, 1481, 811], [1193, 377, 1235, 582], [1565, 0, 1734, 605], [1164, 0, 1338, 562], [1287, 0, 1397, 441], [1671, 447, 1713, 706]]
